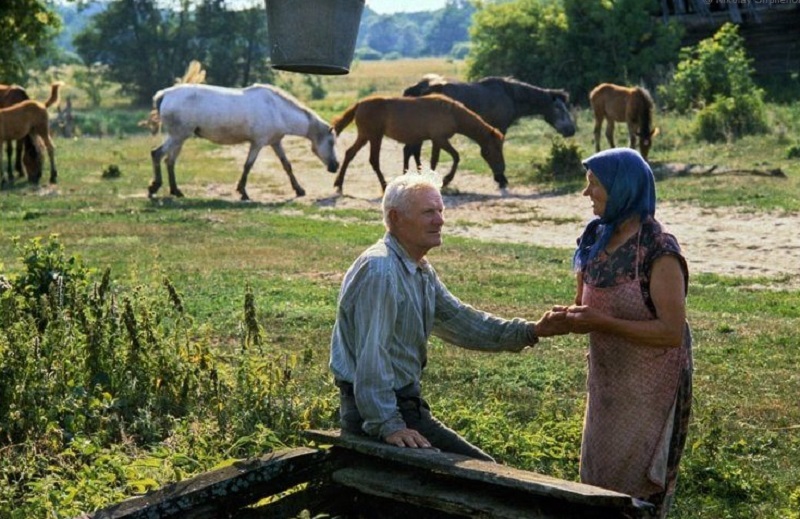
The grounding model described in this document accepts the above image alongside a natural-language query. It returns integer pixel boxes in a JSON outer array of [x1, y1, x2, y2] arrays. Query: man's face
[[391, 186, 445, 261]]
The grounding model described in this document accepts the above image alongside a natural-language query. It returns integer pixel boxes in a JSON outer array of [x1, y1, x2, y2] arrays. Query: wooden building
[[659, 0, 800, 79]]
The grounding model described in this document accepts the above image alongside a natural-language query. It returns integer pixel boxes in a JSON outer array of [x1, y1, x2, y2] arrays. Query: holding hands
[[537, 305, 608, 336]]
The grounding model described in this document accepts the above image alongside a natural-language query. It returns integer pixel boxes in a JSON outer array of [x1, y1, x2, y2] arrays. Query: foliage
[[357, 1, 474, 59], [658, 23, 769, 143], [658, 23, 762, 113], [0, 0, 62, 83], [72, 63, 113, 108], [73, 0, 273, 106], [693, 93, 769, 143], [0, 235, 336, 516], [424, 0, 476, 56], [468, 0, 683, 102], [531, 136, 586, 183]]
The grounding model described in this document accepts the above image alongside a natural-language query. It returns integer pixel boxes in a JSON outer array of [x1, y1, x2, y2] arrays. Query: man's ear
[[387, 208, 400, 228]]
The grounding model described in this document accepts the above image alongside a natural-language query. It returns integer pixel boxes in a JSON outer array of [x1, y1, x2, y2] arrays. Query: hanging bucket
[[265, 0, 366, 75]]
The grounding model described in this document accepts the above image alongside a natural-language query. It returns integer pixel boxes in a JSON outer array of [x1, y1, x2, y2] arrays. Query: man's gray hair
[[382, 170, 443, 229]]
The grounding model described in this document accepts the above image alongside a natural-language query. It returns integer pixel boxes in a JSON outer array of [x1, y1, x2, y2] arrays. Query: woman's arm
[[566, 255, 686, 348], [574, 271, 584, 306]]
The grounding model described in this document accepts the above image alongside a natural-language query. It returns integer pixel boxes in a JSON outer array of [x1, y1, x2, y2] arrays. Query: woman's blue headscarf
[[573, 148, 656, 270]]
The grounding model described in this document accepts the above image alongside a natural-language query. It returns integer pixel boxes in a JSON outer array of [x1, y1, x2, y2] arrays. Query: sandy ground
[[209, 133, 799, 288]]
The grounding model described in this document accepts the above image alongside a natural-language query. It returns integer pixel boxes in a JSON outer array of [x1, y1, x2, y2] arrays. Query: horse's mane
[[425, 93, 503, 140], [479, 76, 571, 103], [250, 83, 322, 123]]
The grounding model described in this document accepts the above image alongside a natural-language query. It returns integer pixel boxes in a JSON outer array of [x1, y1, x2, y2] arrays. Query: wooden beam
[[304, 429, 637, 510], [82, 447, 330, 519]]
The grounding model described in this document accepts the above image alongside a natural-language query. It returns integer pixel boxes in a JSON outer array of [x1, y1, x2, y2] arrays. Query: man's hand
[[384, 428, 432, 448], [533, 308, 570, 337]]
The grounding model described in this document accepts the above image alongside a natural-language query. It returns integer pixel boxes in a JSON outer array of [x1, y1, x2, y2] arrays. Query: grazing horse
[[0, 84, 42, 185], [331, 94, 505, 193], [0, 82, 62, 186], [402, 74, 576, 171], [590, 83, 658, 160], [149, 83, 339, 201]]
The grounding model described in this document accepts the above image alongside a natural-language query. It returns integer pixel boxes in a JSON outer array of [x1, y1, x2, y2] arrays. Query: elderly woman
[[564, 148, 693, 518]]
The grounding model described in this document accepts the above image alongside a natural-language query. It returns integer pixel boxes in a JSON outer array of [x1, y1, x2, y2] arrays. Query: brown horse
[[0, 82, 63, 185], [590, 83, 658, 160], [0, 84, 41, 185], [331, 94, 505, 193]]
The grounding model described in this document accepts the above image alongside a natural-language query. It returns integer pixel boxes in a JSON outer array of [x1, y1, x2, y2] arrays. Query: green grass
[[1, 59, 799, 518]]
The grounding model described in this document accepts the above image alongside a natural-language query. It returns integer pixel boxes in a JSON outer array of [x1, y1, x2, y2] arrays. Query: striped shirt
[[330, 233, 536, 438]]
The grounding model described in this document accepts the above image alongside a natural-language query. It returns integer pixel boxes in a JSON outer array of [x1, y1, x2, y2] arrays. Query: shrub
[[693, 93, 769, 142], [659, 23, 762, 113], [659, 23, 769, 142], [532, 136, 585, 183]]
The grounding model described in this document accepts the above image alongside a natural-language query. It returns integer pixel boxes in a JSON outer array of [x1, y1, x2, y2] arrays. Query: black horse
[[402, 74, 576, 179]]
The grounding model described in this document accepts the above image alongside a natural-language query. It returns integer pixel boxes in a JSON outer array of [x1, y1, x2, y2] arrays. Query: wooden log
[[81, 447, 330, 519], [304, 429, 640, 511]]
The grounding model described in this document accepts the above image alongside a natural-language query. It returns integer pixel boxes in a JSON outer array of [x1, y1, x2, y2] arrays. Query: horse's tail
[[43, 81, 64, 109], [152, 89, 167, 113], [331, 102, 358, 136], [635, 87, 654, 137]]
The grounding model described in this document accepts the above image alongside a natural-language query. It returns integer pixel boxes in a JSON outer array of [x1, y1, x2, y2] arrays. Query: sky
[[365, 0, 448, 14]]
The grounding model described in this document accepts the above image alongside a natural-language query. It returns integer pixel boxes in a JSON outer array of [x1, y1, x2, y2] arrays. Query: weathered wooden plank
[[82, 447, 330, 519], [333, 465, 568, 518], [304, 429, 636, 509]]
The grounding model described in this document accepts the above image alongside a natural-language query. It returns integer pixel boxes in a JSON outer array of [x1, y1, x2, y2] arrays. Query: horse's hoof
[[295, 188, 306, 197], [499, 187, 510, 198], [172, 190, 184, 198], [240, 194, 251, 201]]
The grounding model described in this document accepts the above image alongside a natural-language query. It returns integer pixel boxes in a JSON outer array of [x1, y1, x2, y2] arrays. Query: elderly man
[[329, 171, 566, 461]]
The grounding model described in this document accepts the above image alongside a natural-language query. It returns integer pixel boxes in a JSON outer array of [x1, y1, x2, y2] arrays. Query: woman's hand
[[564, 305, 606, 334]]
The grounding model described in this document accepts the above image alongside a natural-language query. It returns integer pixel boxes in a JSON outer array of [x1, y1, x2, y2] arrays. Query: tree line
[[0, 0, 476, 105], [0, 0, 687, 107]]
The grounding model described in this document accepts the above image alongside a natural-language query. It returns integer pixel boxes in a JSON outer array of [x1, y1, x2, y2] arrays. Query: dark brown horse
[[402, 74, 575, 172], [590, 83, 658, 160], [331, 94, 505, 193], [0, 82, 63, 186], [0, 84, 41, 185]]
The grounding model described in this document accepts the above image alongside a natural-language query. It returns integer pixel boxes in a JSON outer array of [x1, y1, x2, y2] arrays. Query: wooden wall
[[666, 4, 800, 79]]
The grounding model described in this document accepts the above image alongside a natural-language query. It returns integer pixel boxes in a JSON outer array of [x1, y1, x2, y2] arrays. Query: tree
[[468, 0, 683, 103], [195, 0, 272, 86], [0, 0, 62, 83], [74, 0, 194, 105], [425, 0, 475, 56], [74, 0, 272, 106]]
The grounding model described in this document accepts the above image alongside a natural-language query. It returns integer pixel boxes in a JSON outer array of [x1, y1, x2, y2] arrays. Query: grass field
[[2, 59, 799, 518]]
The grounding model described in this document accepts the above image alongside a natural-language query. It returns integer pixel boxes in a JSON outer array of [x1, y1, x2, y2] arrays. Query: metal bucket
[[265, 0, 365, 75]]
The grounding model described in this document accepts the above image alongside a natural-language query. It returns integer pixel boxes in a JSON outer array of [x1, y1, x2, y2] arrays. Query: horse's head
[[544, 92, 576, 137], [312, 125, 340, 173], [638, 127, 660, 160], [480, 129, 507, 188]]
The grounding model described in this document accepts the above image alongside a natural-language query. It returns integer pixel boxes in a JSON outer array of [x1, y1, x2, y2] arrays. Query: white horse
[[149, 83, 339, 201]]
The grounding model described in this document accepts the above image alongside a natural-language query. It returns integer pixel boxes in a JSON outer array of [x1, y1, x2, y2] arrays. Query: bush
[[659, 23, 769, 142], [354, 46, 382, 61], [532, 136, 586, 183], [659, 23, 761, 113], [693, 93, 769, 142]]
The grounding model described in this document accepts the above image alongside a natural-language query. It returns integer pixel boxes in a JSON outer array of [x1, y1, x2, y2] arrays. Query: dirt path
[[213, 135, 799, 288]]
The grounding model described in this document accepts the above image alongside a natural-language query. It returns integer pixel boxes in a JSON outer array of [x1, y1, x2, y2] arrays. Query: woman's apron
[[579, 232, 689, 500]]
